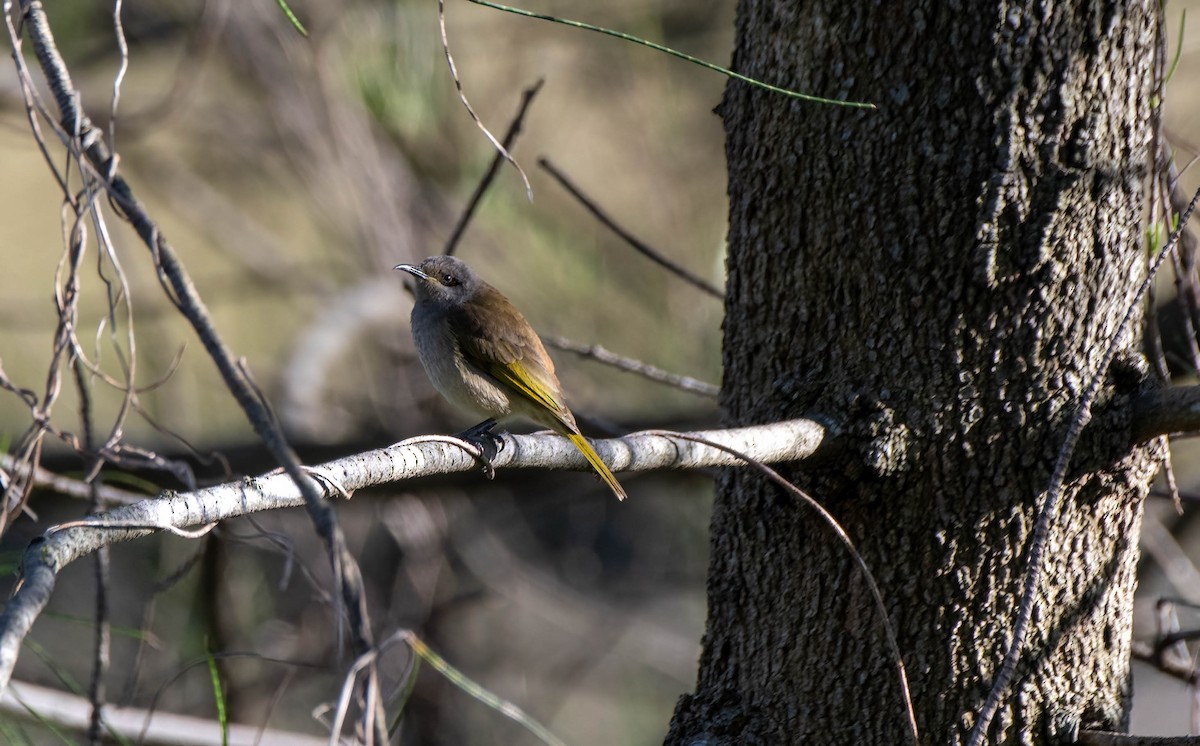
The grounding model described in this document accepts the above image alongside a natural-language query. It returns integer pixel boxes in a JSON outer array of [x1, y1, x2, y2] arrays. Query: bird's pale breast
[[410, 305, 512, 419]]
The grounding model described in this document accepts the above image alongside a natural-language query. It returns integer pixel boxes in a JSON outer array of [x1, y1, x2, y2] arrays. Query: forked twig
[[437, 0, 532, 200], [445, 79, 545, 256]]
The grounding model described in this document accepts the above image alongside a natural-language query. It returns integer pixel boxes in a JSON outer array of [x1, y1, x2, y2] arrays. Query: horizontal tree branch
[[1130, 638, 1196, 683], [543, 334, 720, 397], [0, 453, 145, 506], [0, 418, 826, 694], [2, 679, 326, 746], [1131, 385, 1200, 443], [1079, 731, 1200, 745]]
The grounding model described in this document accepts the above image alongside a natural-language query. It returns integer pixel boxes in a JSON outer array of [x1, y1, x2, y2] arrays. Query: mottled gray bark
[[668, 2, 1161, 744]]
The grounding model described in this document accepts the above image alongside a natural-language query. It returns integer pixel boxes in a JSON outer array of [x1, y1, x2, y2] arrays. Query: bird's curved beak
[[394, 264, 430, 280]]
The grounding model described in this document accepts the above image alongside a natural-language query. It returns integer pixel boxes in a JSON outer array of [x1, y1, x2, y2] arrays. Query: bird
[[394, 255, 627, 500]]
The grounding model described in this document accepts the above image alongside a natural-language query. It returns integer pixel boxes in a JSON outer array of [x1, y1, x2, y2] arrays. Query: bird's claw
[[457, 419, 504, 479]]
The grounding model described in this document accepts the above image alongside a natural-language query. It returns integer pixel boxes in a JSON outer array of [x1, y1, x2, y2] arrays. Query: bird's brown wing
[[447, 285, 575, 429], [448, 284, 627, 500]]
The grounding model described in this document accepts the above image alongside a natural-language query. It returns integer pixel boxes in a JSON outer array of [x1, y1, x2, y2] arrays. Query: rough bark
[[667, 2, 1161, 745]]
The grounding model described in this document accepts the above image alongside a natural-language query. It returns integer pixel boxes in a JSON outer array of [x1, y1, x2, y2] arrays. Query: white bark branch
[[2, 679, 326, 745], [0, 453, 145, 505], [0, 418, 825, 694]]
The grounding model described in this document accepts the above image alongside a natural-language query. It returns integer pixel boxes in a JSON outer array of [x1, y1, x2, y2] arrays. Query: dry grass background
[[0, 0, 1198, 743]]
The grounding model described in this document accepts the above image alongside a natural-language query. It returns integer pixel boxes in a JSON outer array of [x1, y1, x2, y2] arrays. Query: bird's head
[[394, 255, 481, 308]]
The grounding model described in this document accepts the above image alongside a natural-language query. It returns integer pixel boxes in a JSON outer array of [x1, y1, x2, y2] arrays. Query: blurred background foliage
[[1, 0, 1200, 743]]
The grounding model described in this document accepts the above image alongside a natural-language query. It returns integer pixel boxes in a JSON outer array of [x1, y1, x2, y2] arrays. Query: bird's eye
[[442, 273, 460, 287]]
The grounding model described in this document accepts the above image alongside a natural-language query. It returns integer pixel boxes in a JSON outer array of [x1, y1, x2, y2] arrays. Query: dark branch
[[444, 79, 544, 257], [538, 157, 725, 299], [543, 334, 719, 397], [1131, 385, 1200, 443]]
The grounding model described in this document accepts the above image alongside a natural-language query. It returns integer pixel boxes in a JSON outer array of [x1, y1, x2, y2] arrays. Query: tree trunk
[[668, 2, 1160, 744]]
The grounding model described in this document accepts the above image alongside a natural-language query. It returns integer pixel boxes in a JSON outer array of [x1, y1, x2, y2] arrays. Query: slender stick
[[445, 79, 545, 256], [469, 0, 876, 109], [539, 158, 724, 299], [543, 334, 718, 397], [968, 184, 1200, 746]]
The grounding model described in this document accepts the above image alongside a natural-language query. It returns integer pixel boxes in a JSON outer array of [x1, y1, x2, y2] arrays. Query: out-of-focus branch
[[2, 679, 326, 746], [0, 452, 145, 505], [1078, 732, 1200, 746], [538, 157, 725, 299], [1140, 514, 1200, 605], [9, 2, 380, 737], [280, 276, 409, 443], [0, 418, 827, 694], [543, 334, 719, 397], [444, 79, 544, 256], [1131, 639, 1197, 683], [1131, 386, 1200, 443]]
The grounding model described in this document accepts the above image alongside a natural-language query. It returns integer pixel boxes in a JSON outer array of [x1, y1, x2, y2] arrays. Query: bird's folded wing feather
[[448, 291, 575, 429]]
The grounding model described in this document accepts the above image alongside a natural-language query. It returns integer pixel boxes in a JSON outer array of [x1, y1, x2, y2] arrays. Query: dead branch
[[0, 418, 826, 694], [2, 679, 326, 746]]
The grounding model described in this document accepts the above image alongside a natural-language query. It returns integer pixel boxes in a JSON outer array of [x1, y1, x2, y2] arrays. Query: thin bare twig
[[543, 334, 718, 397], [72, 358, 109, 746], [437, 0, 532, 200], [7, 2, 382, 736], [968, 186, 1200, 746], [0, 453, 145, 505], [136, 650, 325, 745], [445, 79, 544, 256], [331, 630, 568, 746], [118, 543, 207, 704], [48, 518, 219, 540], [538, 157, 724, 299]]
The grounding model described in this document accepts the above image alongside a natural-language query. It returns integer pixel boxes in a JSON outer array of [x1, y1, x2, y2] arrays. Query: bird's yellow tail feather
[[567, 432, 627, 501]]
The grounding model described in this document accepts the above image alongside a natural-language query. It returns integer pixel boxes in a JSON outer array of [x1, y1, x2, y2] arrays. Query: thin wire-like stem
[[274, 0, 308, 36], [469, 0, 876, 109], [643, 430, 919, 745], [438, 0, 533, 200], [403, 631, 567, 746], [445, 79, 544, 256]]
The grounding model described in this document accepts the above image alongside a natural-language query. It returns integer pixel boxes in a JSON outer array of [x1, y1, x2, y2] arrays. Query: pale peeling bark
[[0, 420, 826, 693], [668, 2, 1160, 744]]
